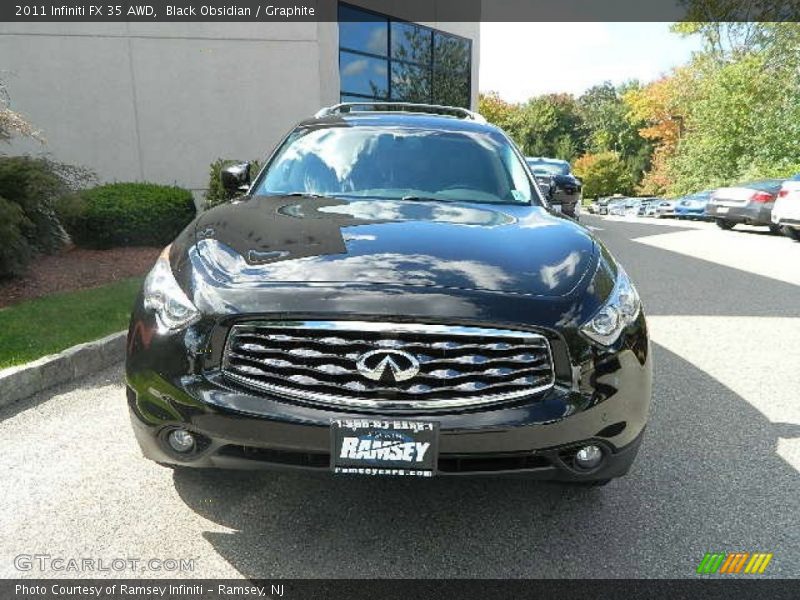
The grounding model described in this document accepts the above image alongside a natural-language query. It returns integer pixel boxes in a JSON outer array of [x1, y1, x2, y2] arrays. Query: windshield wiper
[[284, 192, 333, 199], [400, 195, 447, 203]]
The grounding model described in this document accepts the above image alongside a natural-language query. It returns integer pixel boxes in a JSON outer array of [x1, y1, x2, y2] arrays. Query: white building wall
[[0, 12, 478, 196]]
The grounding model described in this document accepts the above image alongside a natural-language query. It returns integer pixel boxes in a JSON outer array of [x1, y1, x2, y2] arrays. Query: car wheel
[[716, 219, 735, 230], [782, 226, 800, 241], [769, 224, 782, 235]]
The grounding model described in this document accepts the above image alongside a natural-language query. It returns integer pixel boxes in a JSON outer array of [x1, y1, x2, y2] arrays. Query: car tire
[[782, 226, 800, 241], [769, 224, 782, 235], [716, 219, 735, 230]]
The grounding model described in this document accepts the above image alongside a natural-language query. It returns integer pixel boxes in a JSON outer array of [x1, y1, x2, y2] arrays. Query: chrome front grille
[[221, 321, 555, 410]]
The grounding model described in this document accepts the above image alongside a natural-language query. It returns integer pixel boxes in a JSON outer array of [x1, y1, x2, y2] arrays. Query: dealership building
[[0, 2, 480, 202]]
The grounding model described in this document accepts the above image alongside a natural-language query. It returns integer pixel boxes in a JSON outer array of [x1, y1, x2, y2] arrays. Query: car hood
[[189, 195, 597, 298]]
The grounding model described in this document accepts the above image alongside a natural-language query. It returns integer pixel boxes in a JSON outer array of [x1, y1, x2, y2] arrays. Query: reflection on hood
[[191, 196, 597, 297]]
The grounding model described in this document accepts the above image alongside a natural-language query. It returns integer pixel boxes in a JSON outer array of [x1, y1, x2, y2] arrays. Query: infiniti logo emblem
[[355, 349, 420, 383]]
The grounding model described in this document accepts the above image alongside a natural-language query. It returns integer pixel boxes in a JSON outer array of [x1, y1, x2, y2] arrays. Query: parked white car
[[656, 200, 676, 218], [771, 177, 800, 241]]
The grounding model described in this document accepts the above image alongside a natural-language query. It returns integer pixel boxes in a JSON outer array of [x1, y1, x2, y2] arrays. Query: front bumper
[[126, 309, 652, 481], [674, 207, 707, 218]]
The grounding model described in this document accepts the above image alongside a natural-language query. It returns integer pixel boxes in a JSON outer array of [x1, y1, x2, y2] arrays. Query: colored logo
[[697, 552, 773, 575], [355, 350, 420, 383]]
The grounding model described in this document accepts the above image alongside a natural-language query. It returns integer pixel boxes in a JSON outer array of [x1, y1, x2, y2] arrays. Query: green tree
[[579, 81, 651, 186], [573, 151, 633, 198]]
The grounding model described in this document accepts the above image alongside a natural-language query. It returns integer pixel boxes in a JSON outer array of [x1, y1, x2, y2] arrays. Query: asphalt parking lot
[[1, 215, 798, 579]]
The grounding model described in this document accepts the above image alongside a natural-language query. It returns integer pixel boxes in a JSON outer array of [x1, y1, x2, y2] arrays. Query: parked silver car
[[656, 199, 676, 218]]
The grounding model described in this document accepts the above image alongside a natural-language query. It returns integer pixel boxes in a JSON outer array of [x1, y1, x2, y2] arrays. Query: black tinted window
[[338, 5, 472, 108], [256, 126, 534, 205], [391, 21, 432, 64], [340, 51, 388, 97], [338, 5, 388, 56], [433, 33, 471, 108]]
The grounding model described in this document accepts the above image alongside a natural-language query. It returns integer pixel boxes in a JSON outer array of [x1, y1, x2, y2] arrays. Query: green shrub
[[0, 156, 95, 279], [0, 196, 32, 278], [0, 156, 92, 252], [57, 183, 196, 249], [204, 158, 261, 209]]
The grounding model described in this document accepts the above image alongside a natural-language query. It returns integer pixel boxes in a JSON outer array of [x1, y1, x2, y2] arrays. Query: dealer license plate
[[716, 206, 729, 214], [330, 419, 439, 477]]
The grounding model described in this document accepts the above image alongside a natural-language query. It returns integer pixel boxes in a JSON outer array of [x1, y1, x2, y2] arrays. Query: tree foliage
[[0, 77, 41, 143], [631, 22, 800, 195], [573, 152, 633, 198], [479, 82, 648, 187], [480, 22, 800, 197]]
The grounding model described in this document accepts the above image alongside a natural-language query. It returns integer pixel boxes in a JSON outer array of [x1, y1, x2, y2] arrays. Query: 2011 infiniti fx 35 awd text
[[126, 103, 652, 485]]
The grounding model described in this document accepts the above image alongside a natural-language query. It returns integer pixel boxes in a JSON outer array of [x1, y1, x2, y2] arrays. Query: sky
[[479, 22, 704, 102]]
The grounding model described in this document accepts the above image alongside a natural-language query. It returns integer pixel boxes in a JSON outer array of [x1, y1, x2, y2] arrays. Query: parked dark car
[[706, 179, 784, 231], [528, 167, 554, 198], [126, 103, 651, 485], [525, 157, 583, 221]]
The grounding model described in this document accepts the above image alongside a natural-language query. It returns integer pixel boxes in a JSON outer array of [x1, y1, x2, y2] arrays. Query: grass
[[0, 277, 143, 369]]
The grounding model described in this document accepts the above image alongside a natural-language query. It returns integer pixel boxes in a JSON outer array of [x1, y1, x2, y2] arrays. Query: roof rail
[[314, 102, 487, 123]]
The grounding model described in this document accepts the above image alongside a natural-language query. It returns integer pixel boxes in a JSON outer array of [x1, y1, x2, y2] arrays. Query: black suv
[[526, 157, 583, 220], [126, 103, 651, 485]]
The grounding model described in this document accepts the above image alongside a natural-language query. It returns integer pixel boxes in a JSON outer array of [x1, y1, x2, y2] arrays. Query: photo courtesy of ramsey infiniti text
[[126, 103, 652, 486]]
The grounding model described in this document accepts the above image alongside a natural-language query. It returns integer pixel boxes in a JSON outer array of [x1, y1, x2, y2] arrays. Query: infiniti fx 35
[[126, 103, 652, 485]]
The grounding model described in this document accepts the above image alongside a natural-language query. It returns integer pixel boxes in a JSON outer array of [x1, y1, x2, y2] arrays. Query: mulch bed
[[0, 246, 161, 308]]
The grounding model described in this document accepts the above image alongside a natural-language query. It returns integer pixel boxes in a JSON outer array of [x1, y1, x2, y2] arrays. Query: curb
[[0, 331, 126, 410]]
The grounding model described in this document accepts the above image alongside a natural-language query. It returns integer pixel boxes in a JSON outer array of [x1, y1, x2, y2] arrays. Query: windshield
[[687, 191, 712, 201], [526, 159, 570, 176], [255, 126, 536, 205]]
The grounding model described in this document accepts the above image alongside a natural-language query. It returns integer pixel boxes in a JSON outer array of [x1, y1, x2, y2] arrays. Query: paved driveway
[[1, 215, 798, 579]]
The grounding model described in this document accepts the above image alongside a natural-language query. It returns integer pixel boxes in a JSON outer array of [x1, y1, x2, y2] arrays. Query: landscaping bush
[[0, 156, 94, 279], [57, 183, 196, 249], [0, 196, 32, 278], [204, 158, 261, 209], [0, 156, 88, 252]]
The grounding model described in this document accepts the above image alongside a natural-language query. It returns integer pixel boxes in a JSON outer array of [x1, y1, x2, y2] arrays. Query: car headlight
[[580, 267, 641, 346], [143, 245, 200, 333]]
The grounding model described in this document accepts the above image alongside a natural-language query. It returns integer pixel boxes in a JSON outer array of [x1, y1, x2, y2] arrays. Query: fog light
[[575, 445, 603, 469], [167, 429, 195, 453]]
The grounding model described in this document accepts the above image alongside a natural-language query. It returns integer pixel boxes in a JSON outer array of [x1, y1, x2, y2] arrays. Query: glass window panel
[[391, 22, 432, 65], [390, 62, 431, 103], [433, 33, 470, 75], [433, 69, 470, 108], [341, 93, 378, 103], [340, 51, 388, 98], [338, 5, 388, 56], [432, 33, 471, 107]]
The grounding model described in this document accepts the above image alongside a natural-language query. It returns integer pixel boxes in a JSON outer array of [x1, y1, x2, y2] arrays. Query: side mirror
[[220, 162, 251, 196]]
